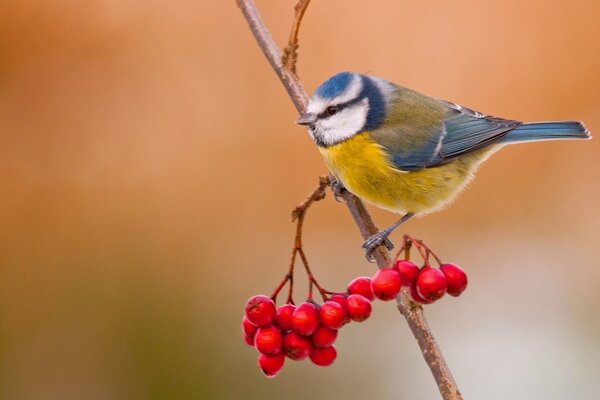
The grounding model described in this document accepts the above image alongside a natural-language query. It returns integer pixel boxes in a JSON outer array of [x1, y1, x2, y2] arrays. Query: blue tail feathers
[[502, 121, 590, 144]]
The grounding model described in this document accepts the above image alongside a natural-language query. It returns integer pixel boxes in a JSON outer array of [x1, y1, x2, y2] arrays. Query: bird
[[295, 71, 590, 260]]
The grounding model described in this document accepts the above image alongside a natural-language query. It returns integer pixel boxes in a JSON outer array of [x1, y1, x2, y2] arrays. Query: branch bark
[[235, 1, 462, 398]]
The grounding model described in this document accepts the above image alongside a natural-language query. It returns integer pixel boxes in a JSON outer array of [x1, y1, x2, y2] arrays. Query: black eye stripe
[[317, 96, 365, 120], [317, 106, 341, 120]]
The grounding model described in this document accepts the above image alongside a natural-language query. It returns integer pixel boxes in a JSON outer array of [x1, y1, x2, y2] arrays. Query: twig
[[282, 0, 312, 73], [291, 175, 330, 224], [235, 1, 462, 398], [292, 176, 330, 302], [272, 176, 330, 303], [394, 235, 445, 266]]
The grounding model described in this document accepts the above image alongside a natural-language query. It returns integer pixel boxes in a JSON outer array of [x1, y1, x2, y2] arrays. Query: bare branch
[[236, 0, 308, 113], [235, 1, 462, 398], [282, 0, 312, 73]]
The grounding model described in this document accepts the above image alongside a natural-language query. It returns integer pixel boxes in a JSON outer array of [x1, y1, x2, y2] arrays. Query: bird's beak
[[296, 112, 317, 126]]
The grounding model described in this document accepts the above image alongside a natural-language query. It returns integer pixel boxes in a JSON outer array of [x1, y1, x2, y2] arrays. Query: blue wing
[[389, 101, 520, 171]]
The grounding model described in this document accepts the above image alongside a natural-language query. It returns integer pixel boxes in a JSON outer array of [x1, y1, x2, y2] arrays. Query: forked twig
[[272, 176, 331, 303]]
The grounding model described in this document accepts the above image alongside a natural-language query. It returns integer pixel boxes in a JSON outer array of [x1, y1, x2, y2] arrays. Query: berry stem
[[286, 273, 294, 304], [274, 176, 333, 304], [272, 177, 331, 303], [394, 236, 413, 262], [394, 235, 444, 266], [270, 271, 292, 302], [298, 247, 328, 302], [290, 177, 331, 303]]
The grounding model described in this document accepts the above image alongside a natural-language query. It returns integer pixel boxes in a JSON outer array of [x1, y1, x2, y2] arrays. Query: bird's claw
[[362, 231, 394, 262], [330, 178, 347, 202]]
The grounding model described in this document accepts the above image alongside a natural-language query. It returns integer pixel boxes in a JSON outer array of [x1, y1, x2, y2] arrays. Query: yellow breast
[[319, 132, 491, 214]]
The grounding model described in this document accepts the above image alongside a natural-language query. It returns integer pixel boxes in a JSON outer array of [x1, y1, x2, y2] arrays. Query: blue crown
[[314, 71, 354, 99]]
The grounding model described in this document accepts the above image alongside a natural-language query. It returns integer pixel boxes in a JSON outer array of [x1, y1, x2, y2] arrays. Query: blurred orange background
[[1, 1, 599, 399]]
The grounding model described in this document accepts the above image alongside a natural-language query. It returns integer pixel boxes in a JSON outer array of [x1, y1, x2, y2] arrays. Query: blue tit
[[296, 72, 590, 259]]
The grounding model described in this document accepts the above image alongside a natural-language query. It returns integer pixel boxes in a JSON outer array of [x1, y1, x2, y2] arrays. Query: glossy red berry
[[416, 266, 447, 303], [309, 345, 337, 367], [282, 331, 312, 361], [410, 281, 431, 304], [393, 260, 420, 286], [292, 302, 319, 336], [345, 294, 372, 322], [275, 303, 296, 330], [244, 334, 255, 346], [258, 352, 285, 377], [347, 277, 374, 301], [319, 301, 347, 329], [311, 325, 338, 347], [329, 294, 347, 307], [254, 325, 283, 355], [242, 315, 259, 338], [440, 263, 468, 297], [245, 295, 276, 327], [371, 268, 401, 301], [328, 294, 351, 325]]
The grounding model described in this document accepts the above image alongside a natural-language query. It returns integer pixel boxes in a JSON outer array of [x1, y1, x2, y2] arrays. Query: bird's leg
[[363, 212, 415, 262], [329, 177, 347, 202]]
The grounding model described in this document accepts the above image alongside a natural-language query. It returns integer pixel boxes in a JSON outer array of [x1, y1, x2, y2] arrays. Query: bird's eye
[[326, 106, 339, 116]]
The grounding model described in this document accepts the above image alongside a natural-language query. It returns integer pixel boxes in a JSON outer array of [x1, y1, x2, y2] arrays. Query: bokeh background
[[1, 1, 599, 399]]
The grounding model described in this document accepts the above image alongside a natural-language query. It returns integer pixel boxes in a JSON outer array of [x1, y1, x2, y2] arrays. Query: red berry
[[245, 295, 276, 327], [329, 294, 348, 309], [254, 325, 283, 355], [393, 260, 420, 286], [347, 277, 375, 301], [440, 263, 468, 297], [275, 303, 296, 330], [345, 294, 372, 322], [292, 302, 319, 336], [244, 334, 255, 347], [309, 345, 337, 367], [371, 268, 401, 301], [311, 325, 338, 347], [328, 294, 351, 325], [410, 281, 431, 304], [242, 315, 258, 338], [416, 266, 447, 303], [319, 301, 347, 329], [282, 331, 312, 360], [258, 352, 285, 377]]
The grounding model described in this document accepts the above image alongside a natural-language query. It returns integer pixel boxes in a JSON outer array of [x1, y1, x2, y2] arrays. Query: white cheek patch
[[319, 99, 369, 146]]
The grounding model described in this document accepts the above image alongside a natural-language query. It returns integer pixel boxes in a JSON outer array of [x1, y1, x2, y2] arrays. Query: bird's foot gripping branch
[[241, 177, 469, 377]]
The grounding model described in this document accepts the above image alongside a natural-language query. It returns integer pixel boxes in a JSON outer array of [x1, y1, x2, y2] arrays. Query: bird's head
[[297, 72, 392, 147]]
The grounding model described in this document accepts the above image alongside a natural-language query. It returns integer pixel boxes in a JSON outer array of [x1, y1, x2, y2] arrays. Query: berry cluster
[[242, 276, 374, 378], [242, 236, 469, 378], [390, 260, 467, 304], [242, 245, 469, 378], [391, 235, 468, 304]]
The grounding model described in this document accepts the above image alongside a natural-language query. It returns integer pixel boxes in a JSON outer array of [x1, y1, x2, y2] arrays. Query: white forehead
[[307, 74, 364, 114]]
